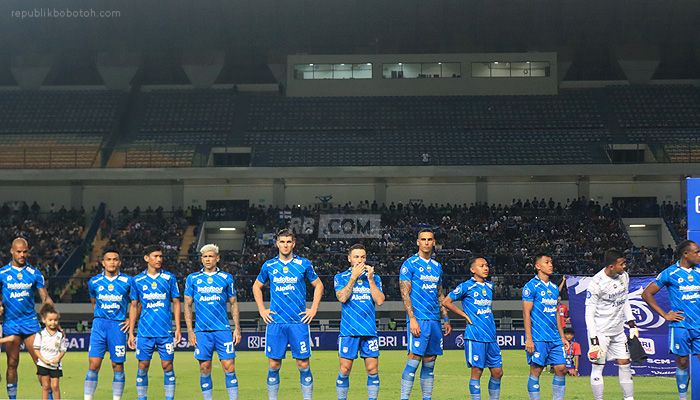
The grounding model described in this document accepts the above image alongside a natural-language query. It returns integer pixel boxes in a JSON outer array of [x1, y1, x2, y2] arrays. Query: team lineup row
[[1, 231, 700, 399]]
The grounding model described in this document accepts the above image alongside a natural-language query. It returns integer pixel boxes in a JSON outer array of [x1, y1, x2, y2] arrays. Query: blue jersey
[[334, 270, 383, 337], [130, 270, 180, 338], [256, 255, 319, 324], [0, 263, 45, 324], [654, 262, 700, 329], [184, 268, 236, 332], [399, 254, 443, 321], [448, 278, 496, 342], [522, 276, 561, 342], [89, 272, 132, 321]]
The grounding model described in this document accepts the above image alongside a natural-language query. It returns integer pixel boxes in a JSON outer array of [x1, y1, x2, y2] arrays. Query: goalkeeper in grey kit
[[584, 249, 638, 400]]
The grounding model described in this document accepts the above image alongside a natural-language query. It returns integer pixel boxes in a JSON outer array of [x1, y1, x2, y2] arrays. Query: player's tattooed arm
[[336, 277, 358, 303], [127, 300, 140, 349], [399, 280, 415, 319], [230, 295, 241, 345], [184, 296, 196, 346]]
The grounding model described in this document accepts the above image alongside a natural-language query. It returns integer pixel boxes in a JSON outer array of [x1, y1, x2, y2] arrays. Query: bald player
[[0, 238, 54, 399]]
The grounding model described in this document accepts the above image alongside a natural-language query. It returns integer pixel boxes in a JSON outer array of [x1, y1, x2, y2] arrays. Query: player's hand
[[173, 329, 182, 347], [233, 327, 241, 346], [588, 345, 605, 363], [442, 321, 452, 336], [259, 309, 276, 324], [351, 263, 365, 279], [409, 318, 421, 337], [629, 327, 639, 339], [188, 329, 197, 346], [525, 338, 535, 354], [0, 304, 4, 317], [119, 319, 130, 333], [365, 265, 375, 280], [128, 334, 136, 350], [664, 310, 684, 322], [300, 308, 317, 324]]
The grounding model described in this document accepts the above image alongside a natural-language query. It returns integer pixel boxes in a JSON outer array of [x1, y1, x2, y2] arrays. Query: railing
[[54, 203, 105, 291]]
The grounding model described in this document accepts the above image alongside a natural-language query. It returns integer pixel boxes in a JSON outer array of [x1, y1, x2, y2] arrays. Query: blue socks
[[677, 367, 689, 398], [84, 369, 99, 398], [299, 366, 313, 400], [400, 359, 420, 400], [527, 374, 540, 400], [488, 377, 501, 400], [224, 372, 239, 400], [136, 369, 148, 400], [419, 360, 435, 400], [113, 371, 126, 399], [552, 375, 566, 400], [267, 368, 280, 400], [200, 373, 213, 400], [6, 383, 17, 400], [164, 370, 176, 400], [367, 373, 380, 400], [469, 378, 481, 400], [336, 372, 349, 400]]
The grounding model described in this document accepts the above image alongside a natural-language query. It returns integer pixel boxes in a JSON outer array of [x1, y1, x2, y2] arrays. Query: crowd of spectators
[[0, 201, 84, 285], [164, 196, 678, 301], [5, 198, 684, 303], [661, 201, 687, 243]]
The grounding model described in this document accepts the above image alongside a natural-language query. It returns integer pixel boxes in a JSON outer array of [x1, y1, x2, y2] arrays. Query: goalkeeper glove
[[588, 337, 605, 363], [628, 320, 639, 339]]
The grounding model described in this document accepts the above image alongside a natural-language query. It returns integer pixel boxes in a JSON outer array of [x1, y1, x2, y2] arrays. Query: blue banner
[[566, 275, 675, 376], [57, 330, 530, 352]]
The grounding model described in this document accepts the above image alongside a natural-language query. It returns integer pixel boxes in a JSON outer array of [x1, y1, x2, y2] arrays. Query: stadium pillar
[[96, 48, 140, 91], [272, 179, 286, 208], [476, 177, 487, 204], [374, 179, 386, 206], [687, 178, 700, 399], [10, 53, 52, 89]]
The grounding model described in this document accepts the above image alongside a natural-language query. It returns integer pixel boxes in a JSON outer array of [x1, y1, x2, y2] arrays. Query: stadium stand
[[0, 89, 125, 168]]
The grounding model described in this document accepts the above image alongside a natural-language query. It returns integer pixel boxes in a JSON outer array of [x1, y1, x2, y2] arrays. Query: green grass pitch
[[4, 350, 677, 399]]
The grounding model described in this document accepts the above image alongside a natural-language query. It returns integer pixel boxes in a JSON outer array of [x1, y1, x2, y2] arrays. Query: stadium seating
[[0, 90, 124, 168]]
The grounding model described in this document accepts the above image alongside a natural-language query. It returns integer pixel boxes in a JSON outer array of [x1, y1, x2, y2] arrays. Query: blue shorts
[[527, 341, 566, 367], [670, 327, 700, 356], [89, 318, 127, 363], [136, 336, 175, 361], [3, 318, 40, 337], [265, 323, 311, 360], [194, 330, 236, 361], [465, 340, 502, 369], [338, 336, 380, 360], [407, 320, 443, 357]]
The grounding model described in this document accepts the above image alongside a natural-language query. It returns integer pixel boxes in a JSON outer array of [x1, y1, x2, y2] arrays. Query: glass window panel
[[314, 64, 333, 79], [471, 63, 491, 77], [511, 62, 530, 78], [333, 63, 352, 79], [441, 63, 461, 78], [490, 62, 511, 77], [294, 64, 314, 80], [402, 63, 421, 78], [422, 63, 441, 78], [530, 62, 550, 77], [383, 63, 402, 79], [352, 63, 372, 79]]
